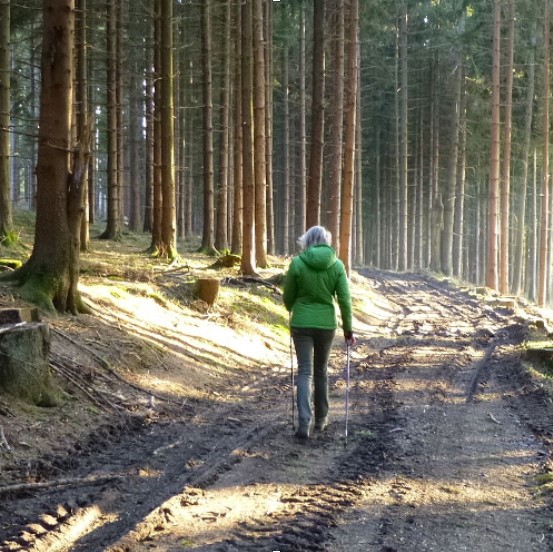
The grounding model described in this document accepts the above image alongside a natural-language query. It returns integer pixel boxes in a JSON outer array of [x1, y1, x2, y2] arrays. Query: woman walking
[[283, 226, 355, 439]]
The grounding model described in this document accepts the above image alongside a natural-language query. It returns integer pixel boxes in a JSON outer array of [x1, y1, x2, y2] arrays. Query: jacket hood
[[299, 244, 337, 271]]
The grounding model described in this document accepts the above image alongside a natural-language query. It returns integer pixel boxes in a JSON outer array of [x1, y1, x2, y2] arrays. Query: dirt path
[[1, 271, 552, 551]]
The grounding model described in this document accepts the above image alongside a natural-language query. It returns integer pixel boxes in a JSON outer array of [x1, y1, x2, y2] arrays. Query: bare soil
[[0, 244, 552, 551]]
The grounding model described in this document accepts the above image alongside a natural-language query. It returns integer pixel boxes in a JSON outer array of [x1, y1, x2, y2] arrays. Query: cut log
[[0, 307, 41, 325], [0, 322, 58, 406], [208, 254, 241, 269], [196, 278, 220, 307]]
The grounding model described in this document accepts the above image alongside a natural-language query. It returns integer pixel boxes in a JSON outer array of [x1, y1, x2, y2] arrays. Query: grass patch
[[228, 288, 287, 328], [533, 472, 553, 496]]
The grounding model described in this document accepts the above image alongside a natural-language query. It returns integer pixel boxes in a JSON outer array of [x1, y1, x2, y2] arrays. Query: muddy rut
[[1, 271, 552, 551]]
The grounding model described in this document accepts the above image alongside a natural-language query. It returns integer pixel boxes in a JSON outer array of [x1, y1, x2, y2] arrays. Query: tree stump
[[0, 321, 58, 406], [209, 254, 241, 269], [196, 278, 220, 307]]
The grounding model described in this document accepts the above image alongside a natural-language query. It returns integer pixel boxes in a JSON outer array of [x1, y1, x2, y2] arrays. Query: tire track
[[2, 271, 551, 551]]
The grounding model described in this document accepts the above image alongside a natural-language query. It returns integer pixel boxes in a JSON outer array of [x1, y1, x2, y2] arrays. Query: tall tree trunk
[[240, 0, 256, 275], [215, 0, 231, 252], [528, 149, 538, 300], [398, 6, 409, 271], [0, 0, 12, 239], [150, 1, 163, 252], [339, 0, 359, 275], [453, 64, 467, 278], [513, 32, 536, 294], [282, 42, 290, 255], [264, 1, 275, 255], [201, 0, 216, 254], [116, 1, 125, 225], [327, 0, 345, 248], [160, 0, 177, 259], [100, 0, 121, 240], [416, 106, 424, 269], [128, 62, 141, 234], [374, 126, 382, 267], [538, 0, 550, 305], [486, 0, 501, 291], [296, 1, 307, 242], [306, 0, 325, 229], [354, 75, 363, 266], [442, 19, 463, 276], [231, 0, 243, 256], [143, 30, 155, 234], [176, 20, 186, 241], [76, 0, 90, 252], [499, 0, 514, 293], [429, 57, 441, 272], [11, 0, 88, 313], [253, 0, 267, 268]]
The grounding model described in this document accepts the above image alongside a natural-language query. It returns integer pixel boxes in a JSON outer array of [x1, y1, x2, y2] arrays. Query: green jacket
[[283, 244, 352, 332]]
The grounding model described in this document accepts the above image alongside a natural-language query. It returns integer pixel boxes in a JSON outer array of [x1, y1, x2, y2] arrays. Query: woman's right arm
[[335, 264, 353, 334]]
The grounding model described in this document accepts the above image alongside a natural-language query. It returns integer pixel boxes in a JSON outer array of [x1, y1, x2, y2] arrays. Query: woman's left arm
[[283, 261, 297, 312]]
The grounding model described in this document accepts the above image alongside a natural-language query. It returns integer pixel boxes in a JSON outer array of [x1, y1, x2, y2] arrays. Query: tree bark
[[150, 1, 163, 252], [8, 0, 89, 314], [327, 0, 345, 249], [160, 0, 178, 260], [264, 1, 275, 256], [76, 0, 90, 252], [215, 0, 231, 253], [486, 0, 501, 291], [0, 322, 56, 406], [537, 0, 550, 305], [442, 16, 463, 276], [282, 41, 290, 255], [306, 0, 326, 229], [513, 32, 536, 295], [231, 0, 243, 256], [240, 0, 256, 275], [0, 0, 12, 239], [499, 0, 514, 293], [201, 0, 216, 254], [398, 6, 408, 272], [296, 1, 307, 242], [339, 0, 359, 275], [100, 0, 121, 241], [253, 0, 268, 268], [452, 60, 466, 278]]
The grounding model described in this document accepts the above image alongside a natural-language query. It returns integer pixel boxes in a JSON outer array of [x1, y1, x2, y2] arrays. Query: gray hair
[[298, 226, 332, 249]]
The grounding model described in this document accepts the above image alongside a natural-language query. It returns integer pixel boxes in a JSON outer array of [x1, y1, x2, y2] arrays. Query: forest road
[[1, 271, 552, 551]]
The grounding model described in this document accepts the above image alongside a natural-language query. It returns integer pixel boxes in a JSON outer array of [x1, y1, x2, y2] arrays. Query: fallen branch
[[158, 264, 191, 275], [50, 358, 117, 414], [0, 473, 126, 496], [0, 399, 14, 417], [222, 276, 282, 294], [0, 425, 11, 452], [52, 328, 185, 407]]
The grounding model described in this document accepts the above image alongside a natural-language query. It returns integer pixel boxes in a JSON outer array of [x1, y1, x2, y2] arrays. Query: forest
[[0, 0, 552, 310]]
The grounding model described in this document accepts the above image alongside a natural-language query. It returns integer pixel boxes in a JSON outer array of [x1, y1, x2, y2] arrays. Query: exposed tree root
[[52, 328, 188, 407]]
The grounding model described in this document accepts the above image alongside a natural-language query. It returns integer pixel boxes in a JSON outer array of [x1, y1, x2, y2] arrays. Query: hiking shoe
[[296, 423, 310, 439], [314, 417, 328, 432]]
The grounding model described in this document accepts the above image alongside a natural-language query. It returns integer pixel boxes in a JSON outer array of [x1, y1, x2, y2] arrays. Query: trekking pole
[[344, 342, 351, 448], [289, 314, 296, 431]]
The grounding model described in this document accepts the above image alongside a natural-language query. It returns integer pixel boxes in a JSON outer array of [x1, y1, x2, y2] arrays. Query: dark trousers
[[292, 327, 336, 426]]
